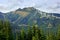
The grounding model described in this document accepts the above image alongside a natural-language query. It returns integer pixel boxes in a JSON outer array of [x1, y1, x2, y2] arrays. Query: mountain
[[0, 7, 60, 33]]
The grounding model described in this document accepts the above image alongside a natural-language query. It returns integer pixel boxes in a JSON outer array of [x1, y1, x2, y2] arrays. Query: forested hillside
[[0, 20, 60, 40]]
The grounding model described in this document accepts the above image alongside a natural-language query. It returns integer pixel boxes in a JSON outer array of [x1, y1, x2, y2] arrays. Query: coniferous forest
[[0, 20, 60, 40]]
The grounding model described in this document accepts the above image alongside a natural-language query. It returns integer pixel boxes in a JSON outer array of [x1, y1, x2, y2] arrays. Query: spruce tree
[[27, 26, 32, 40], [46, 30, 55, 40], [4, 20, 14, 40], [16, 33, 18, 40], [32, 36, 36, 40], [20, 27, 26, 40], [39, 27, 46, 40], [56, 24, 60, 40], [34, 25, 39, 40], [0, 20, 14, 40], [0, 20, 6, 40]]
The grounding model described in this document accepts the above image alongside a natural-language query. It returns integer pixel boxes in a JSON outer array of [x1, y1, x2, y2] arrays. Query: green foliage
[[26, 26, 32, 40], [18, 24, 46, 40], [32, 36, 36, 40], [19, 27, 26, 40], [56, 24, 60, 40], [16, 33, 18, 40], [0, 20, 14, 40], [0, 20, 60, 40], [46, 31, 56, 40]]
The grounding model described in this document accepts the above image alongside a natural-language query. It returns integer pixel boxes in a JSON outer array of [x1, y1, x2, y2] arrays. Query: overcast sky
[[0, 0, 60, 13]]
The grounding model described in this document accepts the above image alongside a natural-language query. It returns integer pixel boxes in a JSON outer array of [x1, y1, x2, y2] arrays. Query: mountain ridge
[[0, 7, 60, 33]]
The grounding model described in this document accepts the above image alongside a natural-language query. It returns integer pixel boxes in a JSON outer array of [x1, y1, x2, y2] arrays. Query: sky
[[0, 0, 60, 13]]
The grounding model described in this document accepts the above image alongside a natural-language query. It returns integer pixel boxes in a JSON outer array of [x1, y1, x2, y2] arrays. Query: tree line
[[0, 20, 60, 40]]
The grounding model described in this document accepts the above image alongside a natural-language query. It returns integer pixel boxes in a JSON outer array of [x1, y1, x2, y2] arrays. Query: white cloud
[[0, 0, 60, 13]]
